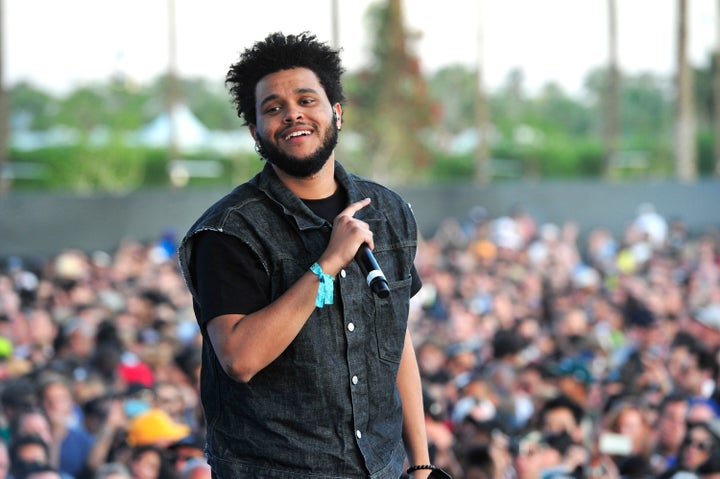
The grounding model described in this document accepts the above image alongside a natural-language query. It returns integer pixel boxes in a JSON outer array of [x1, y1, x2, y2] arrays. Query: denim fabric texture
[[178, 161, 418, 478]]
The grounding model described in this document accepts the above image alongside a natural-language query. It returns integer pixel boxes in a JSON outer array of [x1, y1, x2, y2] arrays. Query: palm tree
[[603, 0, 619, 180], [474, 0, 491, 185], [676, 0, 697, 181], [0, 0, 8, 194], [714, 0, 720, 177]]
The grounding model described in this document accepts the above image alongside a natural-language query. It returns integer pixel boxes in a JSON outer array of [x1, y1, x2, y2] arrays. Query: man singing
[[179, 32, 444, 478]]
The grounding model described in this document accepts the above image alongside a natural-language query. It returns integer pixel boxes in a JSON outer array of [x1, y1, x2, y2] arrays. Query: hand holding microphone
[[323, 198, 390, 298]]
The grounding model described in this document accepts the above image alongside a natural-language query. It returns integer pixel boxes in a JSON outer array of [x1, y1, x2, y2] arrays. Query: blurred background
[[0, 0, 718, 256], [0, 5, 720, 478]]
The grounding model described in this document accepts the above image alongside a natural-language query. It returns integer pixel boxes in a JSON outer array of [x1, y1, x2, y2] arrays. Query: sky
[[4, 0, 718, 96]]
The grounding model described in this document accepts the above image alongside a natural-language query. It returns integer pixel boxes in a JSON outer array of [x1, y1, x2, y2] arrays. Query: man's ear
[[249, 124, 257, 142], [333, 104, 343, 130]]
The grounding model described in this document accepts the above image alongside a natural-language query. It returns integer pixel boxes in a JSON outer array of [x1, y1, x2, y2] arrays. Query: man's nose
[[284, 106, 303, 122]]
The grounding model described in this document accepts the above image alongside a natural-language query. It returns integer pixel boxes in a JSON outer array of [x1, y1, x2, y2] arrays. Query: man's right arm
[[201, 198, 373, 383]]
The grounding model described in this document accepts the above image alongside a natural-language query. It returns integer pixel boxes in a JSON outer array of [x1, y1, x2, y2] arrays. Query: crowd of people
[[0, 202, 717, 479]]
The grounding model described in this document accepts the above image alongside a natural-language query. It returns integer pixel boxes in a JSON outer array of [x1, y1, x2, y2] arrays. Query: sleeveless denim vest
[[178, 161, 418, 479]]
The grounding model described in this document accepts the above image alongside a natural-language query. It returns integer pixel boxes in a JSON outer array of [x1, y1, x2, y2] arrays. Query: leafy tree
[[527, 83, 594, 137], [348, 0, 437, 182], [6, 12, 719, 191], [56, 86, 113, 132], [585, 68, 673, 141], [148, 75, 238, 130], [8, 82, 59, 130], [427, 65, 477, 135]]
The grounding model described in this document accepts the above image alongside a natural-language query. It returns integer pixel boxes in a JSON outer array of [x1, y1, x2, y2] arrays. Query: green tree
[[526, 83, 593, 137], [428, 65, 477, 135], [348, 0, 436, 182], [56, 86, 115, 132], [149, 75, 238, 130], [8, 82, 59, 130]]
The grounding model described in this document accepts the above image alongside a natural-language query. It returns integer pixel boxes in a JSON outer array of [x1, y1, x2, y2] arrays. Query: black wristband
[[407, 464, 436, 474]]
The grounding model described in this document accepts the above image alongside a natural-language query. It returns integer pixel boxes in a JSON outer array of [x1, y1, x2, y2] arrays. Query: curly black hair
[[225, 32, 346, 126]]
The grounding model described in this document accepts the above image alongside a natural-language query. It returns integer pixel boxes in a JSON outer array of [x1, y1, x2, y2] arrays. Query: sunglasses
[[683, 437, 713, 451]]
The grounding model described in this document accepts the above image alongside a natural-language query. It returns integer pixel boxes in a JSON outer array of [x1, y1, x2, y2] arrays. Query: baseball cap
[[553, 358, 594, 386], [126, 408, 191, 446]]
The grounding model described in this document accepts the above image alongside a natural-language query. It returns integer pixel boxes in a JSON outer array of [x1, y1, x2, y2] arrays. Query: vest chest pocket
[[373, 275, 412, 363]]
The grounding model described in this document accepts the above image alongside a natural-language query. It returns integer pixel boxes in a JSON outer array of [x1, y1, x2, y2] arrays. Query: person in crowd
[[630, 202, 668, 251], [457, 443, 503, 479], [177, 32, 435, 478], [536, 394, 587, 445], [126, 445, 174, 479], [660, 422, 720, 478], [165, 433, 206, 475], [550, 358, 595, 410], [84, 394, 127, 476], [9, 434, 51, 473], [8, 433, 73, 479], [152, 381, 185, 425], [603, 400, 654, 461], [651, 393, 690, 475], [673, 343, 719, 401], [612, 298, 667, 396], [37, 373, 95, 478], [512, 430, 585, 479], [667, 332, 701, 391], [0, 377, 38, 443], [10, 409, 57, 470]]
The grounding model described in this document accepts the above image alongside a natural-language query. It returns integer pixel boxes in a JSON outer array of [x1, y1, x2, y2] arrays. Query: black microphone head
[[370, 277, 390, 299]]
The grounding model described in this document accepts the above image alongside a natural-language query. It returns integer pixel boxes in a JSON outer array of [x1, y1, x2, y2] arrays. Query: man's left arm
[[397, 328, 433, 479]]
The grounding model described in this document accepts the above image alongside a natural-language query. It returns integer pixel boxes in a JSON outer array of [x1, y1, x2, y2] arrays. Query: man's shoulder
[[191, 182, 265, 228], [347, 173, 405, 202]]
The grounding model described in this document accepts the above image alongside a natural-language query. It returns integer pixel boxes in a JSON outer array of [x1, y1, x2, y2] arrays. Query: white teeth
[[285, 130, 311, 140]]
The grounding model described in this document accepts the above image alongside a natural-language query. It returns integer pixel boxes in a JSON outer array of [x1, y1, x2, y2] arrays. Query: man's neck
[[272, 157, 337, 200]]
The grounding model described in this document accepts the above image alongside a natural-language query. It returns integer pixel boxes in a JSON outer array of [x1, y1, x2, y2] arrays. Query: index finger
[[340, 198, 371, 217]]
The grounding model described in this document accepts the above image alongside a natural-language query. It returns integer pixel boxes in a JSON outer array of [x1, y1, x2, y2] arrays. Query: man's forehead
[[255, 68, 324, 96]]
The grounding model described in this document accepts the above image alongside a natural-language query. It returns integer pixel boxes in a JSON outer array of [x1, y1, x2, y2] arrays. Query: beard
[[256, 123, 339, 178]]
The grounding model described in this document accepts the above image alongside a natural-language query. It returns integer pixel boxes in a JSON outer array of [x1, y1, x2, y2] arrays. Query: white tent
[[135, 104, 210, 150], [133, 104, 254, 153]]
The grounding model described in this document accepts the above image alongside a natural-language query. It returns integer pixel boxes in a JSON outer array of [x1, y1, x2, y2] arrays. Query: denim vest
[[178, 162, 418, 479]]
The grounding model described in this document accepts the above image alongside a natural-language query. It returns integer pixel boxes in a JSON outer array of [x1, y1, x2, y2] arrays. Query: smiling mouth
[[284, 130, 312, 141]]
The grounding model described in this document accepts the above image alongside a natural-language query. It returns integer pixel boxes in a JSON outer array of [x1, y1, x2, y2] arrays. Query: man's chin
[[268, 155, 329, 178], [258, 125, 338, 178]]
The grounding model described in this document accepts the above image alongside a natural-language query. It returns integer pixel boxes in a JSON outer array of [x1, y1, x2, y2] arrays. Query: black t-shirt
[[192, 187, 421, 324]]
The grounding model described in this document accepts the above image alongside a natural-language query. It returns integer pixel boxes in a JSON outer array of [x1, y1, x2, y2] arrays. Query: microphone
[[356, 244, 390, 298]]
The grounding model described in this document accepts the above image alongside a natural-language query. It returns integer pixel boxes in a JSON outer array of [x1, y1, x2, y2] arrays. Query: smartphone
[[598, 432, 633, 456]]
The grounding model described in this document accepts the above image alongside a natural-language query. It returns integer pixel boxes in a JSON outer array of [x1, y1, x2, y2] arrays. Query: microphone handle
[[357, 245, 390, 299]]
